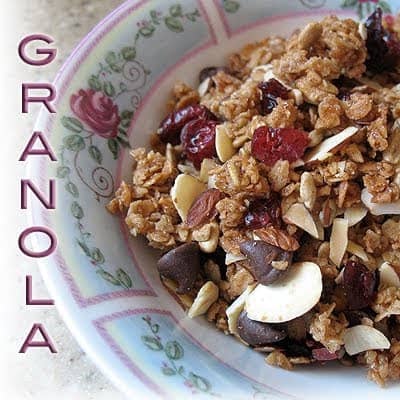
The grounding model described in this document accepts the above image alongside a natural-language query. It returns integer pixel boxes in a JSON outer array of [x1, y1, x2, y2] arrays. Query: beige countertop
[[1, 1, 127, 399]]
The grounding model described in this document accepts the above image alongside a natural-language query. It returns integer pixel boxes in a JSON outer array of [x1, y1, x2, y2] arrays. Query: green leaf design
[[151, 323, 160, 334], [56, 166, 70, 178], [178, 366, 185, 375], [121, 46, 136, 61], [150, 10, 159, 20], [139, 25, 156, 38], [71, 201, 84, 219], [61, 116, 83, 133], [121, 110, 134, 120], [88, 145, 102, 164], [161, 366, 176, 376], [91, 248, 105, 264], [164, 16, 184, 33], [108, 138, 119, 159], [116, 136, 130, 148], [378, 1, 392, 13], [103, 81, 116, 97], [65, 182, 79, 197], [341, 0, 358, 7], [77, 240, 91, 257], [188, 373, 211, 392], [121, 119, 131, 128], [141, 335, 163, 351], [116, 268, 133, 288], [105, 51, 117, 65], [169, 4, 183, 17], [110, 64, 123, 73], [96, 269, 121, 286], [63, 134, 85, 151], [165, 341, 184, 360], [223, 0, 240, 13], [89, 75, 102, 91], [185, 12, 197, 22]]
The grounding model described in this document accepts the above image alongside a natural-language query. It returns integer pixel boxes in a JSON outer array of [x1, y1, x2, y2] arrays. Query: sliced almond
[[226, 284, 256, 335], [379, 262, 400, 289], [188, 281, 219, 318], [329, 218, 348, 266], [215, 124, 236, 163], [198, 77, 211, 97], [198, 222, 219, 254], [292, 89, 303, 106], [358, 22, 367, 41], [162, 278, 193, 309], [200, 158, 218, 183], [171, 174, 206, 220], [225, 252, 246, 265], [344, 325, 390, 356], [347, 240, 369, 262], [304, 127, 359, 163], [300, 171, 317, 210], [283, 203, 319, 239], [361, 188, 400, 215], [344, 205, 368, 227], [315, 219, 325, 241], [245, 262, 322, 323]]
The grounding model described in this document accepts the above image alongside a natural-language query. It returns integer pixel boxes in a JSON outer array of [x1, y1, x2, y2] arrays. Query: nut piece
[[157, 243, 201, 294], [226, 284, 256, 335], [200, 158, 218, 183], [204, 259, 221, 284], [198, 77, 211, 97], [225, 252, 247, 265], [162, 278, 194, 309], [346, 240, 369, 262], [237, 311, 287, 346], [361, 188, 400, 215], [379, 262, 400, 289], [343, 325, 390, 356], [198, 222, 220, 253], [186, 188, 224, 228], [215, 124, 236, 163], [304, 127, 359, 163], [171, 174, 206, 220], [283, 203, 319, 239], [245, 262, 323, 323], [344, 205, 368, 227], [188, 281, 219, 318], [300, 172, 317, 210], [240, 240, 292, 285], [329, 218, 348, 266]]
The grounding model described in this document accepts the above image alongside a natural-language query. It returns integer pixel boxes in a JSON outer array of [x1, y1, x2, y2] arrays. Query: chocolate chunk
[[239, 240, 292, 285], [237, 311, 287, 346], [157, 243, 201, 294]]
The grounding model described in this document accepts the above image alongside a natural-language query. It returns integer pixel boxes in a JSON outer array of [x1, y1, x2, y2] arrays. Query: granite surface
[[2, 1, 128, 399]]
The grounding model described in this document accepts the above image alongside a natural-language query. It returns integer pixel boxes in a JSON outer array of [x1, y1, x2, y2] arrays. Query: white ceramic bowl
[[31, 1, 400, 399]]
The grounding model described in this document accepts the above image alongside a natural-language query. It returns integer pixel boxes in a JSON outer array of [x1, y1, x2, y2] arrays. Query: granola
[[108, 9, 400, 386]]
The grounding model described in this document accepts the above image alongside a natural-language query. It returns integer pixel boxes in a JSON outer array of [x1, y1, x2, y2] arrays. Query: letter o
[[19, 226, 57, 258]]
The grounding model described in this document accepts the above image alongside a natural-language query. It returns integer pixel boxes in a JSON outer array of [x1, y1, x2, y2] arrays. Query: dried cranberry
[[251, 126, 309, 166], [343, 260, 377, 310], [181, 119, 218, 169], [258, 79, 290, 115], [312, 347, 338, 361], [158, 104, 217, 145], [244, 195, 281, 230], [365, 8, 400, 72]]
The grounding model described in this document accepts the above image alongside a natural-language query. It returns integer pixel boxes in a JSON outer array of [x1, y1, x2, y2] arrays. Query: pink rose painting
[[70, 89, 121, 138]]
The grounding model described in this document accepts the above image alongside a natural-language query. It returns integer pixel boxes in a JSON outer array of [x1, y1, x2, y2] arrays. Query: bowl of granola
[[32, 0, 400, 399]]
